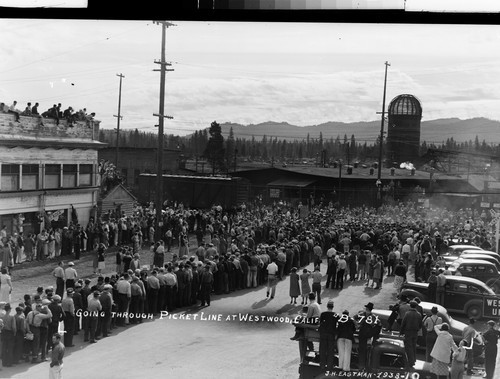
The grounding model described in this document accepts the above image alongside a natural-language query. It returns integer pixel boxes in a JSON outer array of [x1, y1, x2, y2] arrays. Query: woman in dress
[[393, 260, 407, 295], [289, 267, 300, 304], [430, 323, 458, 379], [153, 241, 165, 269], [372, 256, 382, 289], [0, 267, 13, 302], [47, 229, 56, 259], [54, 228, 62, 257], [1, 238, 13, 274], [97, 243, 106, 275], [299, 268, 311, 305]]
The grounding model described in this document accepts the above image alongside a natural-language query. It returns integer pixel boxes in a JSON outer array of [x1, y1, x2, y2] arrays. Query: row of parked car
[[298, 244, 497, 379], [403, 244, 500, 320]]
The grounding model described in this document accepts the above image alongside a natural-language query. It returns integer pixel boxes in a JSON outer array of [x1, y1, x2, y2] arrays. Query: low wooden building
[[98, 183, 137, 218]]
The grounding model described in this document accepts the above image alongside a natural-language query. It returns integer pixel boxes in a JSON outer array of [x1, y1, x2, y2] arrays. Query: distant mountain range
[[217, 117, 500, 144]]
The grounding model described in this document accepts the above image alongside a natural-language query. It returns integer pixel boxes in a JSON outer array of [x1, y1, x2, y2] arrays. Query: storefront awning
[[267, 178, 315, 188]]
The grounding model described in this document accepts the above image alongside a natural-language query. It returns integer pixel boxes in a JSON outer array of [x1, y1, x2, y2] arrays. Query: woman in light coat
[[430, 323, 458, 379]]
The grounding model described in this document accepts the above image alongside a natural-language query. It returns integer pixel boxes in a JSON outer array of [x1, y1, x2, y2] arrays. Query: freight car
[[137, 174, 249, 210]]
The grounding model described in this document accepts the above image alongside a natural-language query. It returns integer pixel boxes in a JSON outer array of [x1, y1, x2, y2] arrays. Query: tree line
[[98, 123, 500, 173]]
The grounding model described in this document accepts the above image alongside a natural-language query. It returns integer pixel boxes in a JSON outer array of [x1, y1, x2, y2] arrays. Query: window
[[63, 164, 77, 187], [45, 164, 60, 188], [452, 283, 468, 292], [22, 164, 39, 190], [1, 164, 20, 191], [468, 285, 482, 294], [460, 265, 473, 273], [79, 164, 93, 186]]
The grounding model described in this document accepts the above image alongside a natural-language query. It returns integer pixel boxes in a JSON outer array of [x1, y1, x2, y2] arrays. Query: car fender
[[401, 289, 427, 301]]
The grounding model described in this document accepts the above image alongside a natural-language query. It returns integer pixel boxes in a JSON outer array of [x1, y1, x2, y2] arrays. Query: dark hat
[[431, 306, 439, 314], [409, 300, 418, 308], [441, 323, 449, 331], [84, 279, 91, 284], [364, 302, 374, 310], [4, 303, 11, 310]]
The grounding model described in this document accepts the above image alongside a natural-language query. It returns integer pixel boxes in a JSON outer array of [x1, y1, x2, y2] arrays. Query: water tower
[[386, 94, 422, 167]]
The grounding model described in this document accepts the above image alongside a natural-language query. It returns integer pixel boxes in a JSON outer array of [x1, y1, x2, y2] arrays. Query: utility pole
[[114, 73, 125, 168], [153, 20, 175, 240], [377, 61, 390, 205]]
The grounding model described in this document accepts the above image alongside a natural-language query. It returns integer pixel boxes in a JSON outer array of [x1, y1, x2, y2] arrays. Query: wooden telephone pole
[[114, 73, 125, 168], [153, 21, 175, 240]]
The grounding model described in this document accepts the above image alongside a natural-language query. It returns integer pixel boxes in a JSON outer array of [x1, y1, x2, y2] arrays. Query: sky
[[1, 19, 500, 137]]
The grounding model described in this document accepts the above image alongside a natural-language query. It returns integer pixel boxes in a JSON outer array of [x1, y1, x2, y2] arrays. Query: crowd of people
[[0, 199, 499, 377], [0, 100, 95, 126]]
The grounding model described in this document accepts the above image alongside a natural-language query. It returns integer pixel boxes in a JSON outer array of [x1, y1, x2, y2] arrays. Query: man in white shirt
[[64, 262, 77, 291], [266, 259, 279, 299]]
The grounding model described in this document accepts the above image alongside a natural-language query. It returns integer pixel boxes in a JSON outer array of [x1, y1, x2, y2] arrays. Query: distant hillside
[[217, 117, 500, 144]]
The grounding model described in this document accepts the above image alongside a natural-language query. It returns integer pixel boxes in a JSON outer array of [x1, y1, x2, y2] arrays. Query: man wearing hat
[[400, 300, 423, 369], [47, 295, 63, 356], [199, 264, 214, 307], [13, 305, 26, 364], [39, 299, 52, 362], [1, 303, 16, 366], [26, 303, 52, 363], [98, 284, 113, 337], [318, 299, 338, 372], [85, 291, 102, 343], [52, 261, 65, 298], [50, 333, 65, 379], [61, 288, 75, 347], [73, 282, 83, 334], [64, 262, 77, 291], [355, 302, 382, 369], [482, 320, 500, 379]]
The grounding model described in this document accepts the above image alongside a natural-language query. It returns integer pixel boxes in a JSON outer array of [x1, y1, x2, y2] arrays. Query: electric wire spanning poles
[[377, 61, 390, 204], [153, 21, 175, 240], [114, 73, 125, 168]]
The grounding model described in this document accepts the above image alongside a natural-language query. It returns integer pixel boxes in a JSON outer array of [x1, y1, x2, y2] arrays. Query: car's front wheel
[[466, 302, 483, 319]]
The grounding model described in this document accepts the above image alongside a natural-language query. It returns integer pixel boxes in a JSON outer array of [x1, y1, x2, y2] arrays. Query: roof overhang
[[267, 178, 315, 187]]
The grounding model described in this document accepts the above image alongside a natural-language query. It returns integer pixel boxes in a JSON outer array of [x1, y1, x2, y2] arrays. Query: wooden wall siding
[[0, 146, 97, 164], [100, 186, 136, 217], [0, 112, 99, 140]]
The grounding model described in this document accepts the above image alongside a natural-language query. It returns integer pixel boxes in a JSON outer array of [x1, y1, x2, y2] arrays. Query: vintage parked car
[[400, 275, 500, 319], [446, 259, 500, 294], [443, 244, 482, 255], [461, 250, 500, 262], [372, 301, 483, 357], [440, 253, 500, 271]]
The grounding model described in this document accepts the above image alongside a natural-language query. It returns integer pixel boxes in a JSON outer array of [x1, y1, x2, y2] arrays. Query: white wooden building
[[0, 111, 106, 236]]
